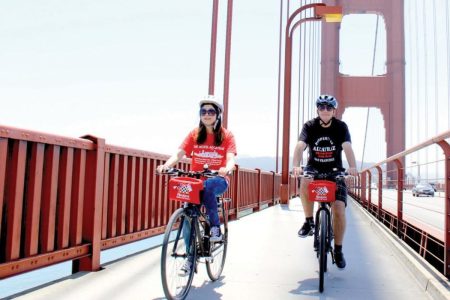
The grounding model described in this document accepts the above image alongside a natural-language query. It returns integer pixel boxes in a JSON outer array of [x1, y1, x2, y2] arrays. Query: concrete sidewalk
[[10, 197, 448, 300]]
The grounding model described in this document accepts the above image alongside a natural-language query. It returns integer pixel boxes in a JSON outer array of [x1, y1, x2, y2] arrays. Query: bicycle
[[158, 167, 230, 300], [299, 169, 347, 293]]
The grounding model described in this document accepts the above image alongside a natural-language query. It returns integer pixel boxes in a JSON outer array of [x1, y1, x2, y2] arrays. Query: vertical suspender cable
[[301, 1, 307, 127], [208, 0, 219, 95], [309, 0, 312, 119], [316, 22, 320, 108], [276, 0, 284, 173], [222, 0, 234, 128], [407, 0, 413, 154], [422, 1, 429, 180], [360, 15, 379, 170], [297, 0, 303, 138], [432, 0, 438, 178], [446, 0, 450, 130], [311, 14, 316, 119], [414, 0, 420, 163]]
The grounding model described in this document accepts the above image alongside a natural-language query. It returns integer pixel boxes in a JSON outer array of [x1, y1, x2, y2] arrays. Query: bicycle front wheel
[[206, 198, 229, 281], [318, 209, 328, 293], [161, 208, 197, 300]]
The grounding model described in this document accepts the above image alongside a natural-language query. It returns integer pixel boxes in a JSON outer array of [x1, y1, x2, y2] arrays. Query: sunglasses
[[318, 104, 334, 112], [200, 108, 217, 116]]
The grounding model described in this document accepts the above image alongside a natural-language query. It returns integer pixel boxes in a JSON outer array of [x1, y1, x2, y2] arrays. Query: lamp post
[[280, 4, 342, 203]]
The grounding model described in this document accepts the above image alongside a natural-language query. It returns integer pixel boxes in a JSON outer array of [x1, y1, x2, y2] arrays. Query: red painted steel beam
[[0, 139, 8, 247], [126, 156, 136, 233], [57, 147, 74, 249], [40, 145, 60, 253], [107, 154, 119, 238], [101, 226, 166, 250], [24, 143, 44, 256], [70, 149, 86, 246], [117, 155, 128, 235], [101, 152, 111, 240], [0, 245, 90, 279], [0, 125, 94, 150], [142, 158, 151, 229], [135, 157, 143, 231], [5, 141, 27, 261]]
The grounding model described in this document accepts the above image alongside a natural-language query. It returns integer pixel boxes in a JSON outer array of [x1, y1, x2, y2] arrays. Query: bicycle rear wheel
[[206, 198, 229, 281], [161, 208, 197, 300], [318, 209, 328, 293]]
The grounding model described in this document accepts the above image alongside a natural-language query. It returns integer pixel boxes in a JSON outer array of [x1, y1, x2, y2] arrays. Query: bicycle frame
[[160, 167, 230, 300], [300, 169, 347, 293]]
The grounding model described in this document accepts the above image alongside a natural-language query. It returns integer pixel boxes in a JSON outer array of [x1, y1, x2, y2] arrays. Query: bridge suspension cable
[[360, 14, 380, 170]]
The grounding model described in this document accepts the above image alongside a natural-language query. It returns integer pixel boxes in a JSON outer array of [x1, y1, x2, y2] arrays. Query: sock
[[335, 244, 342, 253], [306, 217, 314, 224]]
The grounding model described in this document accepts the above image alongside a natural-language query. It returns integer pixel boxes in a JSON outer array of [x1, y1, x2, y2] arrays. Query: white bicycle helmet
[[316, 94, 338, 109], [199, 95, 223, 113]]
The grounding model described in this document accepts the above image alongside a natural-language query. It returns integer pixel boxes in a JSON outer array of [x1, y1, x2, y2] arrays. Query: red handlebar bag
[[308, 180, 336, 202], [169, 177, 204, 204]]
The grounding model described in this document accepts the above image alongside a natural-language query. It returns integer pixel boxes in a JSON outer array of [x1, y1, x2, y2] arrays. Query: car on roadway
[[412, 183, 435, 197]]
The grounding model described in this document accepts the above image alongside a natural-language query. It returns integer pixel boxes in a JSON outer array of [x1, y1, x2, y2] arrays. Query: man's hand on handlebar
[[347, 167, 358, 177], [292, 166, 303, 177]]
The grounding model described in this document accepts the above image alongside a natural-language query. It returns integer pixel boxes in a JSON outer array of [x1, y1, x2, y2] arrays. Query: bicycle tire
[[206, 198, 229, 281], [319, 209, 328, 293], [161, 208, 197, 300]]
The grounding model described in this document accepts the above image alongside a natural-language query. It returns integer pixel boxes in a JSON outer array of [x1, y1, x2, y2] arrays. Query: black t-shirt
[[299, 117, 351, 172]]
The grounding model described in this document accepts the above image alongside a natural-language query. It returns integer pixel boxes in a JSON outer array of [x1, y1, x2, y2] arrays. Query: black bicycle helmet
[[316, 94, 338, 109]]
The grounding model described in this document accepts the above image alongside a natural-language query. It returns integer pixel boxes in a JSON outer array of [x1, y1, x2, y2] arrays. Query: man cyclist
[[292, 94, 358, 269]]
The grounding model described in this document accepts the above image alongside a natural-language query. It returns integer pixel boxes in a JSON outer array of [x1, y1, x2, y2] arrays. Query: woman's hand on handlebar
[[218, 167, 229, 177], [156, 164, 170, 174]]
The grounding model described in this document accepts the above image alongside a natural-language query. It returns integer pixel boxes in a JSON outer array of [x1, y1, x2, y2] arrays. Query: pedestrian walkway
[[9, 197, 447, 300]]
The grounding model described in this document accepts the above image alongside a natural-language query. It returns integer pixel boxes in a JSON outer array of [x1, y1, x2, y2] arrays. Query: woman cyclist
[[156, 95, 237, 274]]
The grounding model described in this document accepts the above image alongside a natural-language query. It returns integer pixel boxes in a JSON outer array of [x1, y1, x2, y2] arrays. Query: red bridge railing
[[348, 130, 450, 277], [0, 124, 294, 279]]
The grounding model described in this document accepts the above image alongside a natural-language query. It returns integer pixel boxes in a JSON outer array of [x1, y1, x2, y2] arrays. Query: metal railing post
[[73, 135, 105, 272], [437, 140, 450, 276], [394, 159, 404, 237]]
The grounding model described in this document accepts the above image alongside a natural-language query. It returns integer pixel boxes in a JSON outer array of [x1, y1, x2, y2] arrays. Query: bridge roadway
[[10, 197, 450, 300]]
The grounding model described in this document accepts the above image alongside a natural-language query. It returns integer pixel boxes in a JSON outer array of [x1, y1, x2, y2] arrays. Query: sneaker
[[210, 226, 222, 242], [298, 221, 315, 238], [334, 251, 346, 269], [179, 258, 193, 276]]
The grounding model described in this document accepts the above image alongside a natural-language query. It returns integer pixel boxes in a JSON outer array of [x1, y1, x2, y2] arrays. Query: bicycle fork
[[315, 206, 334, 262]]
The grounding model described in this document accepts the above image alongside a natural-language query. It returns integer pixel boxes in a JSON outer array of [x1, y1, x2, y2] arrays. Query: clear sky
[[0, 1, 449, 171]]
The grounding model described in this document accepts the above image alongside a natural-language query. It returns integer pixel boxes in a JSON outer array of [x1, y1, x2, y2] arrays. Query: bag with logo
[[308, 180, 336, 202], [168, 177, 204, 204]]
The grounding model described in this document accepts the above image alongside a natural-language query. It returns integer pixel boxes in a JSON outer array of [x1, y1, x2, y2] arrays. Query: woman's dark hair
[[197, 104, 224, 146]]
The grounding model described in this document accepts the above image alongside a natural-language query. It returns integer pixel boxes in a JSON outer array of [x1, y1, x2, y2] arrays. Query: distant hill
[[236, 156, 376, 172]]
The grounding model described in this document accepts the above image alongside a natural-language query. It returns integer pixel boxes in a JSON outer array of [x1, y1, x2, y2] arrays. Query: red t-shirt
[[180, 128, 237, 172]]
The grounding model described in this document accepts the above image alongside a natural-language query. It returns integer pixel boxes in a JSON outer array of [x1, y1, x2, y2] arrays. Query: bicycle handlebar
[[157, 167, 221, 178], [298, 169, 350, 180]]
